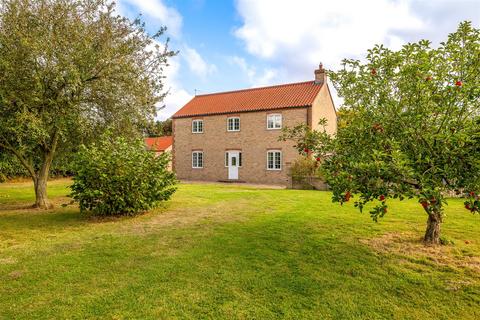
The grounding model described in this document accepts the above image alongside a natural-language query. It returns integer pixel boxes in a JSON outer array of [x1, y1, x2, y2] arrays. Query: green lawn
[[0, 179, 479, 319]]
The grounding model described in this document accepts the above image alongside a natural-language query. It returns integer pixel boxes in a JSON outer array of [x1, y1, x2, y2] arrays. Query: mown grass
[[0, 179, 479, 319]]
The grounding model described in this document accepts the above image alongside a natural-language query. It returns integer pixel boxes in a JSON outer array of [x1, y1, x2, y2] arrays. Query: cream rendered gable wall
[[311, 84, 337, 134]]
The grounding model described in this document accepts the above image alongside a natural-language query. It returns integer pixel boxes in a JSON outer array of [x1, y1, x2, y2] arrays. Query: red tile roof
[[172, 81, 323, 118], [144, 136, 173, 152]]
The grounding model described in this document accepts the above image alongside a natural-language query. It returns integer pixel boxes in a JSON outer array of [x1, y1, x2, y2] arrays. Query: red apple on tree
[[345, 191, 351, 202]]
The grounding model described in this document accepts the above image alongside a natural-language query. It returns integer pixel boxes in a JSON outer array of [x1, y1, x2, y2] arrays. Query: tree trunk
[[2, 129, 59, 209], [33, 175, 51, 209], [32, 146, 57, 209], [424, 211, 442, 245]]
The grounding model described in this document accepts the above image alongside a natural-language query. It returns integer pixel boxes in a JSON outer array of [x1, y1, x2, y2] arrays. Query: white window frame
[[227, 117, 240, 132], [192, 119, 203, 133], [267, 150, 282, 170], [192, 151, 203, 168], [267, 114, 282, 130]]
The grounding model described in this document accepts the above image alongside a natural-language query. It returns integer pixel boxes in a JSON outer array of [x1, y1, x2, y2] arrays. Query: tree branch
[[0, 138, 36, 179]]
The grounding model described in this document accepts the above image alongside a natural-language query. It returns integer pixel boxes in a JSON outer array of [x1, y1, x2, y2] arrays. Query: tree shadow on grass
[[0, 207, 86, 232], [0, 199, 174, 234]]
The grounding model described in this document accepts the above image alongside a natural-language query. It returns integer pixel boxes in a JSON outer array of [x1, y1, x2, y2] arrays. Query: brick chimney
[[314, 63, 326, 84]]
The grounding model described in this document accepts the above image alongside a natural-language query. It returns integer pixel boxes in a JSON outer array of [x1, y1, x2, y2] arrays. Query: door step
[[217, 179, 246, 183]]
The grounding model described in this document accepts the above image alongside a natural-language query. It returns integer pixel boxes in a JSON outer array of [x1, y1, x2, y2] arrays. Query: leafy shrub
[[289, 156, 322, 178], [70, 134, 177, 216]]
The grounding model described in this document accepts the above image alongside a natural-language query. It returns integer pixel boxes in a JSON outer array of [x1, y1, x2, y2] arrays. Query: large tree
[[282, 21, 480, 245], [0, 0, 176, 208]]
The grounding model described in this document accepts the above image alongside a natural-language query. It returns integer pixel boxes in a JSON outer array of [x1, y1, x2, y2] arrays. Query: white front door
[[228, 151, 239, 180]]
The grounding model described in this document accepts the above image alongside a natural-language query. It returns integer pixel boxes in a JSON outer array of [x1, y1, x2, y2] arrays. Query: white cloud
[[234, 0, 480, 107], [229, 56, 280, 87], [253, 68, 278, 87], [118, 0, 183, 37], [183, 46, 217, 78], [157, 55, 193, 120], [235, 0, 425, 75], [230, 56, 255, 79]]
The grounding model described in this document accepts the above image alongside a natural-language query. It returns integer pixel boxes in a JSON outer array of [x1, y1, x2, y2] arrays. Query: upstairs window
[[192, 120, 203, 133], [267, 150, 282, 170], [267, 114, 282, 130], [227, 117, 240, 131], [192, 151, 203, 168]]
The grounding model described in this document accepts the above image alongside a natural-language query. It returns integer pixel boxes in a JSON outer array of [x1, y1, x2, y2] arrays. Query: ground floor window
[[192, 151, 203, 168], [267, 150, 281, 170]]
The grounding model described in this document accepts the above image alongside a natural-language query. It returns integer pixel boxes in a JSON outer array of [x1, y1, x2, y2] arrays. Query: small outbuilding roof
[[144, 136, 173, 152]]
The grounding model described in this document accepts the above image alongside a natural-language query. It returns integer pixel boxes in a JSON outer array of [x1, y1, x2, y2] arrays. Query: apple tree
[[282, 21, 480, 244], [0, 0, 176, 208]]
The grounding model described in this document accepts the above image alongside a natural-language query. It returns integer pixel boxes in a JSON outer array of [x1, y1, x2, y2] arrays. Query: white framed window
[[267, 150, 282, 170], [267, 114, 282, 130], [192, 120, 203, 133], [227, 117, 240, 131], [225, 151, 242, 167], [192, 151, 203, 168]]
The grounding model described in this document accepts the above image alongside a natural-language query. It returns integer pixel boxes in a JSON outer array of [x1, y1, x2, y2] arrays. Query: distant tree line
[[144, 119, 173, 137]]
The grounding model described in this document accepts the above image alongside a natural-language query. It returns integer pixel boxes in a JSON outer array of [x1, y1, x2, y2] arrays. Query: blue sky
[[117, 0, 480, 119]]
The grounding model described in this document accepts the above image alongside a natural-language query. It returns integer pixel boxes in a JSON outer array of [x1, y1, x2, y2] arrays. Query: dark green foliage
[[0, 147, 75, 182], [145, 119, 173, 137], [0, 151, 28, 181], [70, 134, 177, 216]]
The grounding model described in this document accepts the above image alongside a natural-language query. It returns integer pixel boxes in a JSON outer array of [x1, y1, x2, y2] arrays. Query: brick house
[[171, 64, 337, 185]]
